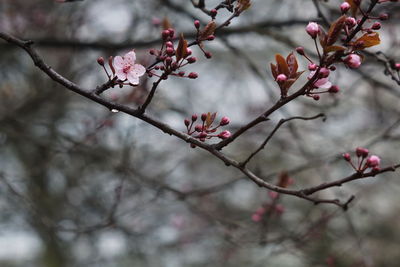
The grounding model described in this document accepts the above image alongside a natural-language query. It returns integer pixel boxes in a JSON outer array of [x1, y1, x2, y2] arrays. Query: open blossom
[[344, 54, 362, 69], [114, 51, 146, 85], [308, 71, 332, 89], [306, 22, 320, 38]]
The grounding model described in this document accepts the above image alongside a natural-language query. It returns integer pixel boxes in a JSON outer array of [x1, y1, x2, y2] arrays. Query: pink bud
[[201, 113, 207, 121], [372, 22, 381, 30], [313, 95, 320, 101], [306, 22, 320, 39], [343, 153, 351, 161], [276, 74, 287, 82], [366, 155, 381, 168], [275, 204, 285, 214], [194, 20, 200, 29], [328, 85, 340, 93], [97, 57, 105, 66], [308, 63, 318, 71], [268, 191, 279, 199], [165, 57, 172, 65], [168, 28, 175, 38], [220, 116, 230, 126], [162, 30, 170, 40], [296, 46, 305, 55], [165, 41, 173, 48], [192, 114, 198, 121], [184, 119, 190, 126], [319, 67, 330, 78], [207, 35, 215, 41], [218, 130, 231, 139], [199, 132, 208, 139], [204, 52, 212, 59], [195, 124, 203, 132], [187, 57, 197, 64], [340, 2, 351, 13], [256, 207, 266, 215], [251, 213, 262, 222], [188, 72, 198, 79], [395, 63, 400, 70], [178, 71, 185, 76], [345, 17, 357, 28], [210, 9, 218, 18], [186, 48, 192, 56], [356, 147, 369, 158], [379, 13, 389, 20], [344, 54, 362, 69]]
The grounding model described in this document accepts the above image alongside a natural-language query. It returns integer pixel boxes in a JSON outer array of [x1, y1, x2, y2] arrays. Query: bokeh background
[[1, 0, 400, 266]]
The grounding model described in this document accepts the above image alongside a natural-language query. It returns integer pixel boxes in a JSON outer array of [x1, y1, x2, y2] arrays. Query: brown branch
[[241, 113, 326, 167]]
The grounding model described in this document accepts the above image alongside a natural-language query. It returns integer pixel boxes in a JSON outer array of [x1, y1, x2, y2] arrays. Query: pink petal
[[124, 51, 136, 65], [114, 56, 125, 69], [115, 69, 127, 81], [318, 80, 332, 89], [127, 73, 139, 85], [132, 64, 146, 77]]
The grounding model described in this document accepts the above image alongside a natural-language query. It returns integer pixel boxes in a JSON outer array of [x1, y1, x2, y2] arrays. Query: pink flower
[[308, 71, 332, 89], [306, 22, 320, 38], [366, 155, 381, 168], [344, 54, 362, 69], [114, 51, 146, 85]]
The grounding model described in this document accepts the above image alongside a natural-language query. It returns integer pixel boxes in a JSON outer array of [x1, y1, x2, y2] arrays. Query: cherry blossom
[[306, 22, 320, 38], [114, 51, 146, 85]]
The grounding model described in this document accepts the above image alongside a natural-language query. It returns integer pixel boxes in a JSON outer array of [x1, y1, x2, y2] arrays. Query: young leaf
[[270, 63, 278, 79], [162, 17, 172, 30], [318, 27, 327, 48], [206, 112, 217, 129], [326, 15, 346, 46], [200, 21, 216, 40], [346, 0, 359, 17], [286, 52, 298, 76], [176, 33, 188, 62], [354, 32, 381, 49], [275, 54, 290, 76], [324, 45, 346, 53]]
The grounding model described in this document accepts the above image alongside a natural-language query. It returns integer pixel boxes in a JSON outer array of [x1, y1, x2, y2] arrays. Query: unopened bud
[[207, 35, 215, 41], [328, 85, 340, 93], [343, 153, 351, 161], [187, 57, 197, 64], [356, 147, 369, 158], [276, 74, 287, 82], [188, 72, 198, 79], [97, 57, 105, 66], [210, 9, 218, 18], [194, 20, 200, 29], [220, 116, 230, 126], [313, 95, 320, 101], [218, 130, 231, 139], [340, 2, 351, 13], [201, 113, 207, 121], [372, 22, 381, 30], [296, 46, 305, 56], [204, 52, 212, 59], [379, 13, 389, 20], [308, 63, 318, 71], [184, 119, 190, 126], [162, 30, 170, 40], [192, 114, 198, 121]]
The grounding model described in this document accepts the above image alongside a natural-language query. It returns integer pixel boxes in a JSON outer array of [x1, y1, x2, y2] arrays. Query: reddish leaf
[[277, 171, 291, 188], [275, 54, 290, 76], [162, 17, 172, 30], [326, 15, 346, 46], [346, 0, 359, 17], [176, 33, 188, 62], [108, 56, 115, 75], [200, 21, 216, 40], [286, 52, 298, 76], [206, 112, 217, 129], [318, 27, 327, 48], [353, 32, 381, 49], [270, 63, 278, 79], [324, 45, 346, 53]]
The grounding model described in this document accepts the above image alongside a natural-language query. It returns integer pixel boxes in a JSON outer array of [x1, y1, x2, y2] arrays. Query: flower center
[[123, 65, 131, 74]]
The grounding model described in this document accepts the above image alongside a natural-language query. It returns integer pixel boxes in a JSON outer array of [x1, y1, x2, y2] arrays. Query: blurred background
[[0, 0, 400, 266]]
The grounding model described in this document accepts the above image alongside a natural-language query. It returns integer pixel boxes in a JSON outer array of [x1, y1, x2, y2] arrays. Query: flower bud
[[187, 57, 197, 64], [276, 74, 287, 82], [199, 132, 208, 139], [210, 9, 218, 18], [195, 124, 203, 132], [184, 119, 190, 126], [192, 114, 198, 121], [220, 116, 230, 126], [149, 49, 157, 55], [186, 48, 192, 56], [207, 35, 215, 41], [178, 71, 185, 76], [251, 213, 262, 222], [344, 54, 362, 69], [313, 95, 320, 101], [194, 20, 200, 29], [162, 30, 170, 40], [343, 153, 351, 161], [366, 155, 381, 168], [306, 22, 320, 39], [308, 63, 318, 71], [379, 13, 389, 20], [356, 147, 369, 158], [340, 2, 351, 13], [165, 57, 172, 65], [319, 67, 330, 78], [372, 22, 381, 30], [296, 46, 305, 56], [329, 85, 340, 93], [395, 63, 400, 70], [218, 130, 231, 139], [188, 72, 198, 79], [97, 57, 105, 66], [345, 17, 357, 28], [204, 52, 212, 59], [166, 41, 174, 48], [168, 28, 175, 37], [201, 113, 207, 121]]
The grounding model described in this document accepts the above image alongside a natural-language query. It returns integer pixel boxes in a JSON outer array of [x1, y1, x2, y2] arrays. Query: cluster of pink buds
[[147, 28, 198, 80], [343, 147, 381, 173], [184, 112, 231, 147]]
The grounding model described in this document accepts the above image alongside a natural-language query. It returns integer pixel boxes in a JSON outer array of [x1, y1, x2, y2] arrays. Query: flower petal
[[116, 69, 127, 81], [131, 64, 146, 77], [127, 73, 140, 85], [124, 51, 136, 65], [318, 80, 332, 89], [114, 56, 125, 69]]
